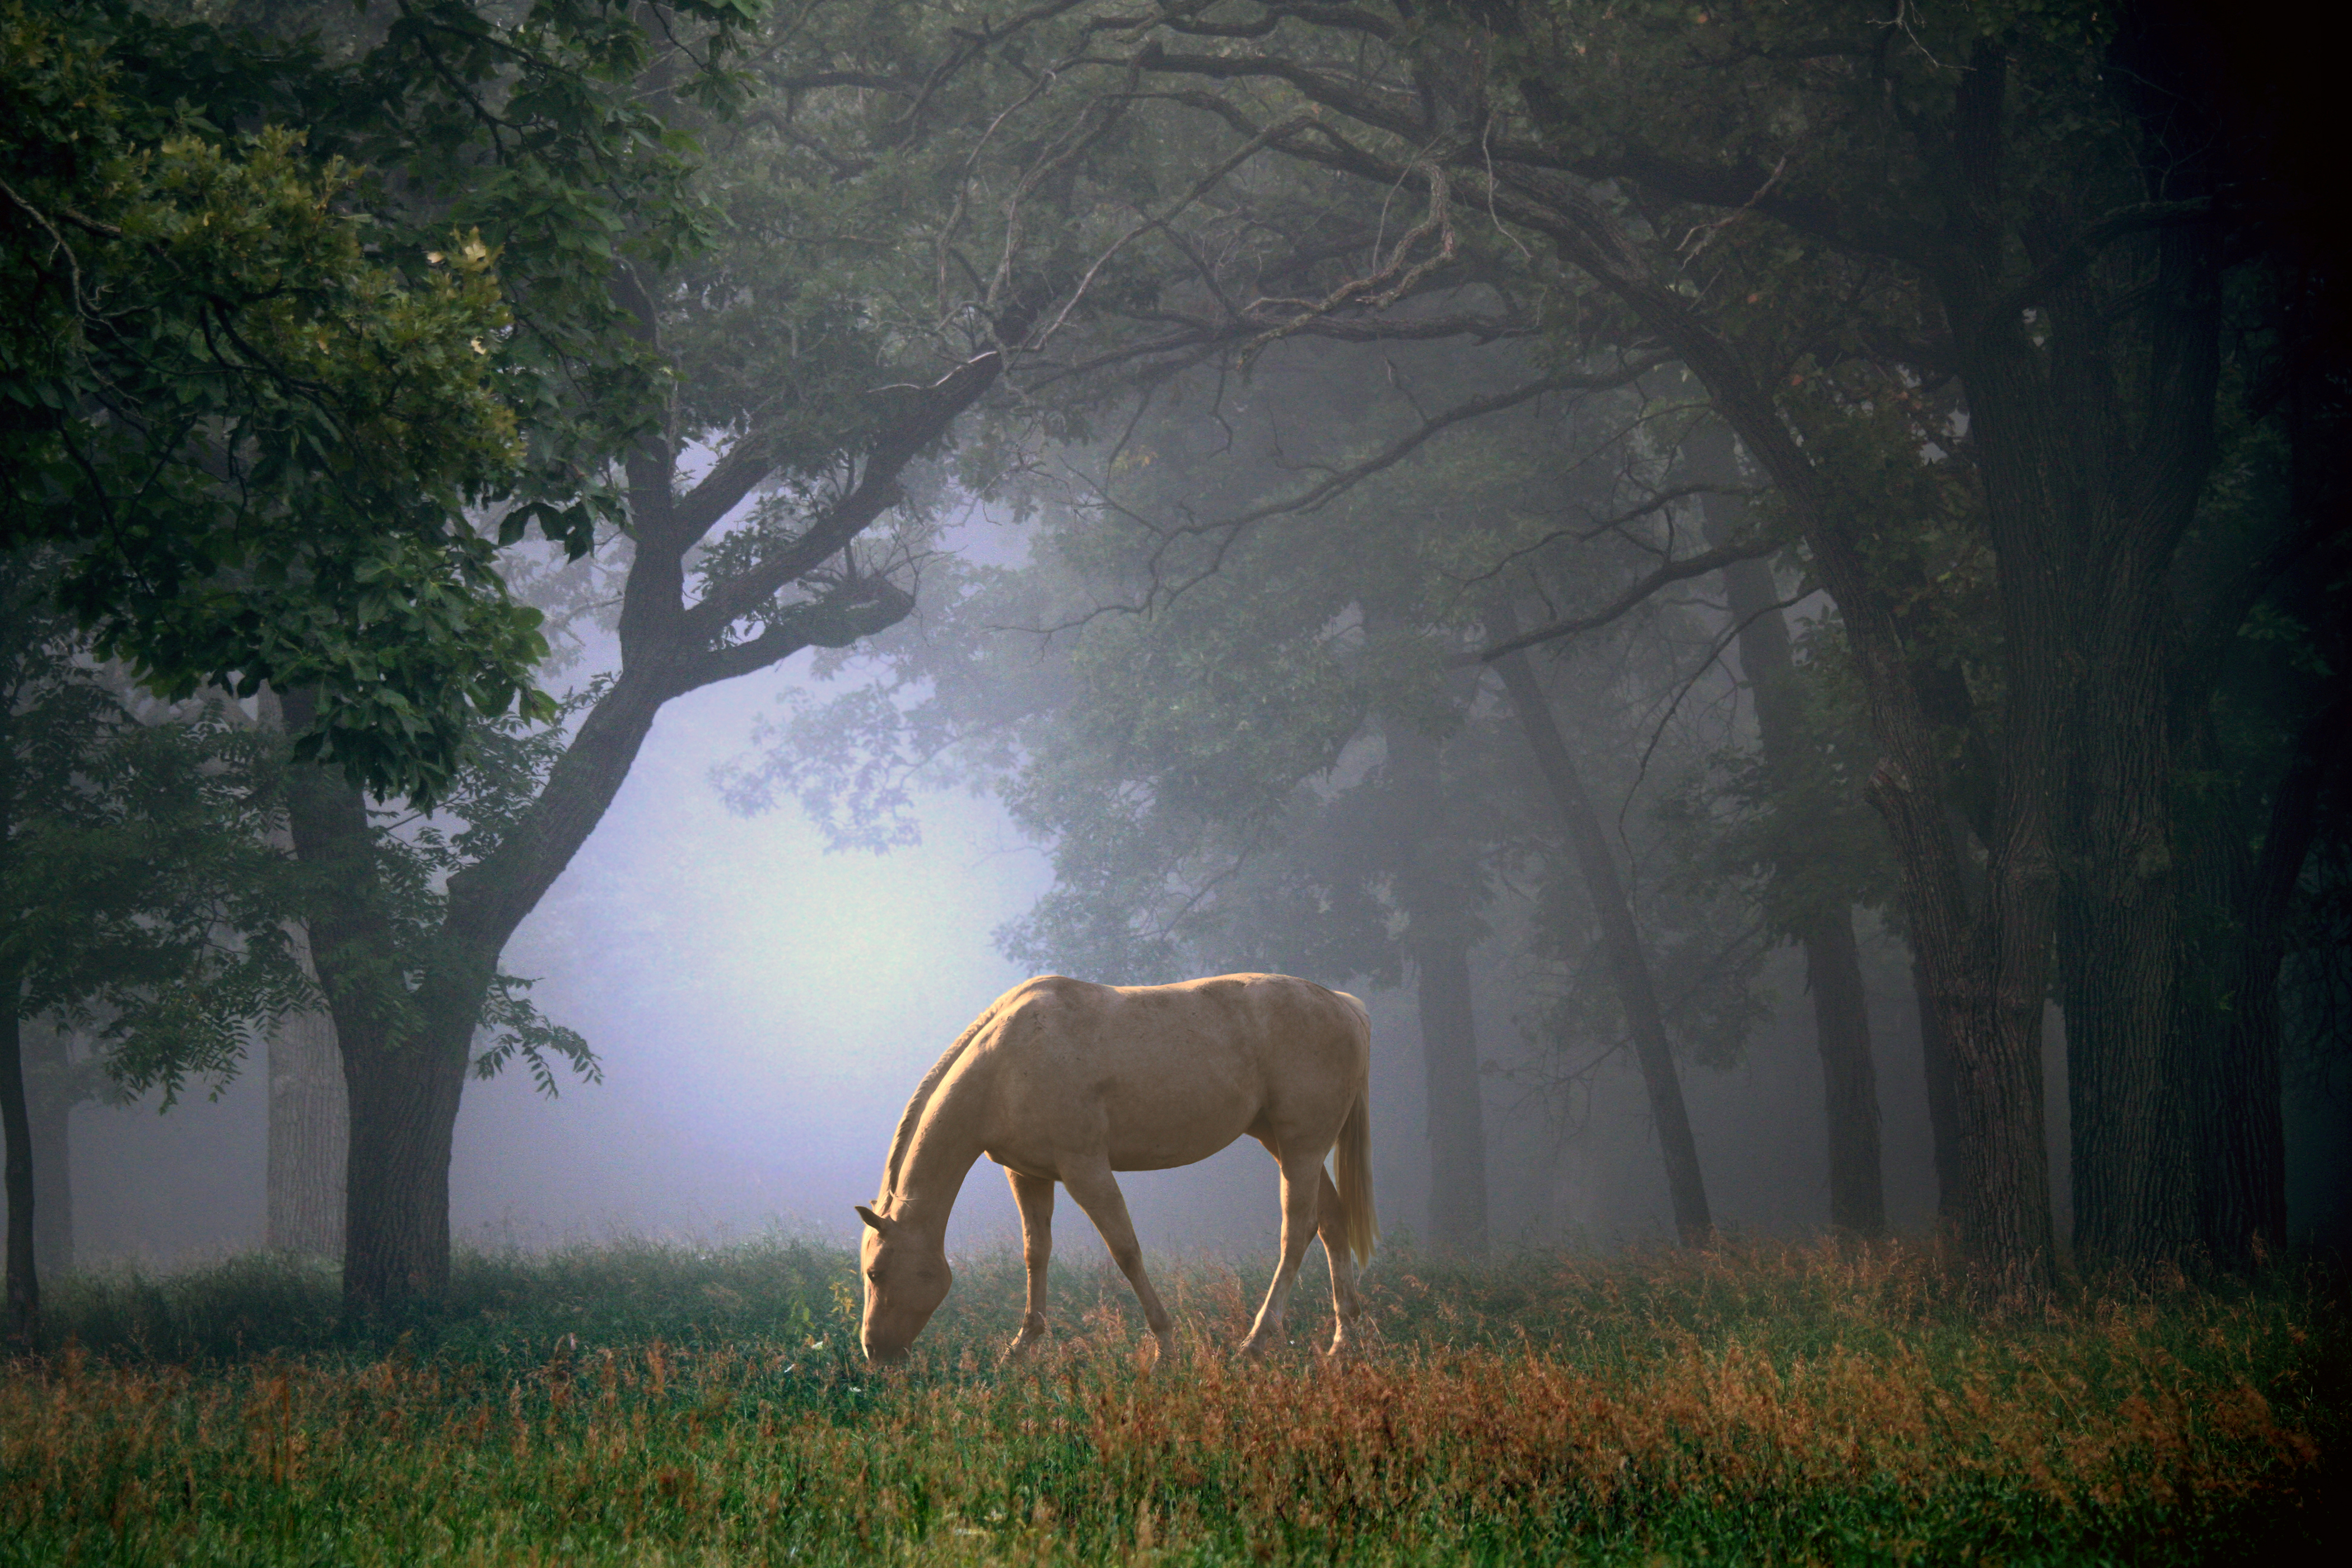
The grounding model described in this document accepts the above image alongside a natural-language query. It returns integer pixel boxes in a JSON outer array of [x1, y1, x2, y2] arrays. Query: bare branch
[[1469, 540, 1781, 663]]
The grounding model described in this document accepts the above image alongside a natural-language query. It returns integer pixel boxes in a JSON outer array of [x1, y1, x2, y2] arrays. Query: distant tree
[[1, 550, 306, 1346], [15, 1018, 117, 1281]]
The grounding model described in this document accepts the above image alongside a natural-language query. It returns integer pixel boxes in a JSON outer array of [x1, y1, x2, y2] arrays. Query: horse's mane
[[879, 995, 1007, 1208]]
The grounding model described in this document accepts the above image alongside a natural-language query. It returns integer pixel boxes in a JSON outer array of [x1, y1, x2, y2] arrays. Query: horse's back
[[972, 973, 1366, 1173]]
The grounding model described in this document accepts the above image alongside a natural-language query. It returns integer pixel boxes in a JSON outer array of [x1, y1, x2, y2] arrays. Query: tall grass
[[4, 1237, 2341, 1565]]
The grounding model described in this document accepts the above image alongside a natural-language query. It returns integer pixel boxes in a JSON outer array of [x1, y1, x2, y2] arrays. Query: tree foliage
[[1, 0, 757, 803]]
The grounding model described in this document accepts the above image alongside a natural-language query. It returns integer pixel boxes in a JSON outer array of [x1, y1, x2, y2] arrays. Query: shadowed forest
[[4, 1, 2348, 1561]]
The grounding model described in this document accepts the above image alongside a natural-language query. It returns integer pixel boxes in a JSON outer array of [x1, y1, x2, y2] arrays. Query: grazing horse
[[855, 973, 1378, 1365]]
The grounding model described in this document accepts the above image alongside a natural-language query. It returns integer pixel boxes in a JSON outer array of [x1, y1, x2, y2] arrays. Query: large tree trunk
[[1689, 419, 1886, 1235], [1384, 718, 1490, 1258], [340, 1015, 468, 1310], [1485, 608, 1711, 1244], [22, 1020, 73, 1280], [1939, 31, 2221, 1275], [265, 931, 347, 1258], [279, 731, 470, 1313], [1914, 954, 1966, 1225], [2047, 580, 2198, 1274], [1870, 738, 2062, 1298]]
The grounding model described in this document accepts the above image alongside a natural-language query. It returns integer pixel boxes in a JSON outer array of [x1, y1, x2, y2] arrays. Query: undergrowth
[[3, 1236, 2342, 1565]]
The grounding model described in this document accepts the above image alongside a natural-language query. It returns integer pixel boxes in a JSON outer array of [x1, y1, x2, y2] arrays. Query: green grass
[[4, 1236, 2342, 1564]]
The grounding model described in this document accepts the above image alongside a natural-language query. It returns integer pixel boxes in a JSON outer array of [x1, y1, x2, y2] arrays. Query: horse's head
[[854, 1202, 951, 1365]]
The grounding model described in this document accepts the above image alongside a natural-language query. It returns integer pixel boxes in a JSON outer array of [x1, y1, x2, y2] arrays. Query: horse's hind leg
[[1005, 1169, 1055, 1360], [1314, 1166, 1362, 1356], [1240, 1149, 1327, 1357], [1059, 1158, 1175, 1364]]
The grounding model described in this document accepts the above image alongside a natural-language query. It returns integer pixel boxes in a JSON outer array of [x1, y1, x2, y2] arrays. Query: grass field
[[2, 1236, 2342, 1565]]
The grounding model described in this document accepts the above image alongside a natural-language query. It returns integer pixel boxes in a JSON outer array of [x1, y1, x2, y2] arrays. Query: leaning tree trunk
[[265, 929, 347, 1259], [1486, 608, 1712, 1244], [1690, 419, 1886, 1235], [22, 1020, 74, 1280], [1384, 718, 1491, 1258]]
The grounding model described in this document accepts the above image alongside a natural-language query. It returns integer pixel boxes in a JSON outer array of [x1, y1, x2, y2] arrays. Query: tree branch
[[681, 346, 1010, 642], [677, 579, 919, 694], [1469, 540, 1780, 662]]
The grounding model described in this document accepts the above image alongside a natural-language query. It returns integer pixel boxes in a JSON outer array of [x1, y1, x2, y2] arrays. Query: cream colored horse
[[855, 973, 1377, 1365]]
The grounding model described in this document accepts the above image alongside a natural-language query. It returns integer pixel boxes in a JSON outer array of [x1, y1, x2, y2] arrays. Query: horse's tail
[[1336, 1086, 1378, 1267], [1333, 991, 1379, 1268]]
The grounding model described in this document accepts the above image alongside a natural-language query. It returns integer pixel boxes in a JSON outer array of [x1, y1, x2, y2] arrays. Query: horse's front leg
[[1005, 1169, 1055, 1360], [1058, 1158, 1175, 1365], [1240, 1149, 1327, 1357]]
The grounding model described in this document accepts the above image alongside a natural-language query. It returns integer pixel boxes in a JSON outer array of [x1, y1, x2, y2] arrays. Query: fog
[[45, 473, 2350, 1281], [52, 536, 2082, 1272]]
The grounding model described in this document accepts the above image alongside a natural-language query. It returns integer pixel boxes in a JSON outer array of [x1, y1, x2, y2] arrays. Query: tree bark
[[1914, 954, 1965, 1225], [1688, 419, 1886, 1235], [22, 1020, 73, 1279], [1384, 718, 1490, 1258], [1485, 606, 1712, 1244], [1796, 909, 1886, 1235], [2046, 571, 2198, 1273], [279, 711, 466, 1313]]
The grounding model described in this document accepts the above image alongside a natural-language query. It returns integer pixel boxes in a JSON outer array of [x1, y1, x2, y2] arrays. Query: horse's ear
[[854, 1203, 894, 1235]]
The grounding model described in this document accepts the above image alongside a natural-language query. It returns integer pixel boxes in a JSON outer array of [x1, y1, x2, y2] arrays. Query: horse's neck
[[890, 1071, 989, 1237]]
